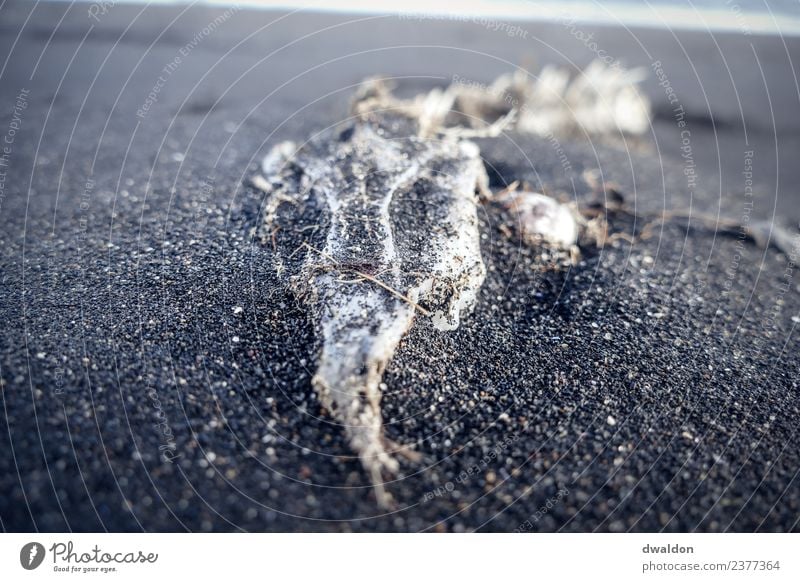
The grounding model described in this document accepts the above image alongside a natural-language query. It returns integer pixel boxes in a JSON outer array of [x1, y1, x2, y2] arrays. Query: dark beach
[[0, 0, 798, 532]]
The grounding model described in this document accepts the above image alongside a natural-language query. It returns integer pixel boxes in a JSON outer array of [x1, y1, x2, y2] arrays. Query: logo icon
[[20, 542, 46, 570]]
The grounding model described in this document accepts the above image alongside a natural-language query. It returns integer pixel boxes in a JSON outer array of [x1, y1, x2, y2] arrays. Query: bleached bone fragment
[[254, 65, 643, 504], [449, 60, 651, 137], [257, 89, 488, 505], [496, 189, 579, 249]]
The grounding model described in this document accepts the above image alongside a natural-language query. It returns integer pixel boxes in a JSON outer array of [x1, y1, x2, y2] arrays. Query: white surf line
[[103, 0, 800, 37]]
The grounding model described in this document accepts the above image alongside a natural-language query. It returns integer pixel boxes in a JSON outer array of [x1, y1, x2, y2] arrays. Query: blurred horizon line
[[52, 0, 800, 36]]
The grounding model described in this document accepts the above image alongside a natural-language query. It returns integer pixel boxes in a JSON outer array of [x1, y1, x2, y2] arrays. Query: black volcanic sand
[[0, 1, 798, 532]]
